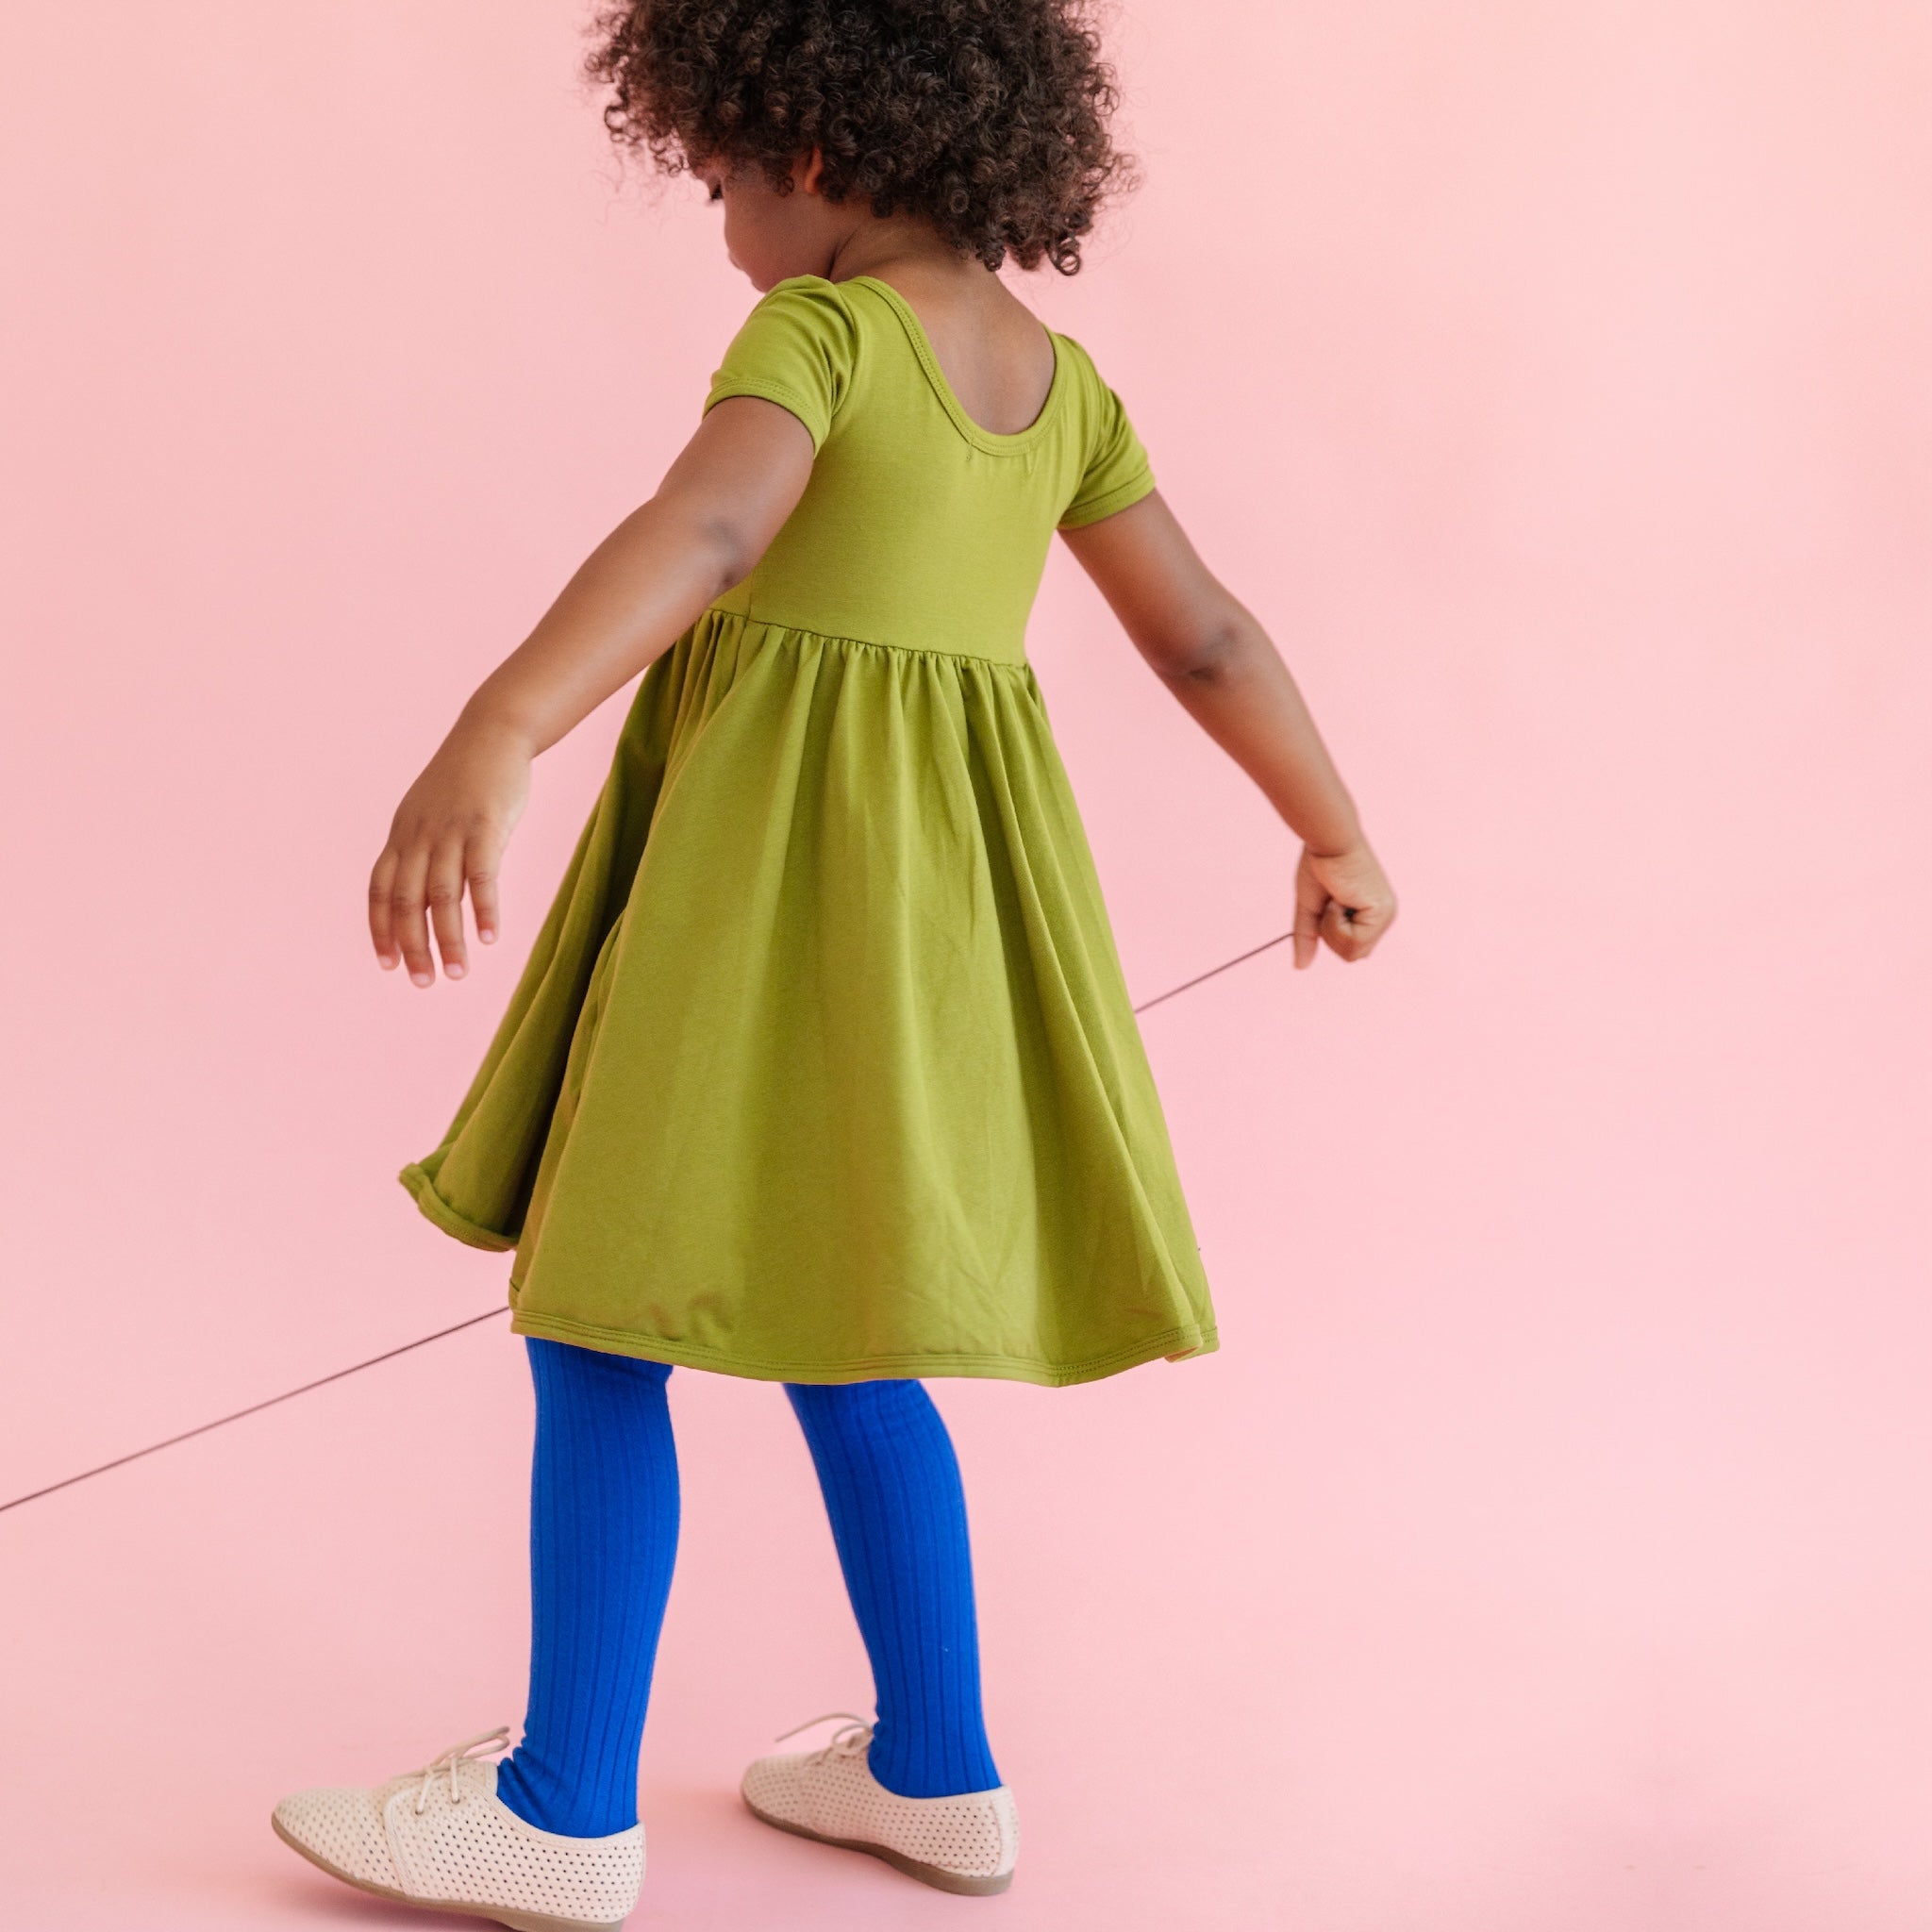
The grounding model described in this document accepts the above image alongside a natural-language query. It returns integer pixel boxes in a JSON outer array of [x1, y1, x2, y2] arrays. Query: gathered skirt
[[401, 608, 1216, 1387]]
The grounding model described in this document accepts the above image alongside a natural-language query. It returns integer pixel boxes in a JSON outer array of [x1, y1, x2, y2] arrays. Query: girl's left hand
[[368, 717, 532, 987], [1293, 841, 1396, 968]]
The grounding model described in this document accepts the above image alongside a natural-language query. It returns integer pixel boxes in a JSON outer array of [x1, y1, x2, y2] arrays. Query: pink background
[[3, 3, 1927, 1927]]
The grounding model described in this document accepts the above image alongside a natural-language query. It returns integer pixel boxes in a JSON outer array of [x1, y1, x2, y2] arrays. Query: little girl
[[272, 2, 1393, 1925]]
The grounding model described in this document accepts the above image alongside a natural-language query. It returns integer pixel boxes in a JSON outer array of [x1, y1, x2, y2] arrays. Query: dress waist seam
[[701, 605, 1029, 672]]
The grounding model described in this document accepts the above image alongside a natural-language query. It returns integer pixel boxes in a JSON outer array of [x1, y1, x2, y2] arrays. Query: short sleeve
[[1058, 350, 1156, 529], [704, 277, 858, 454]]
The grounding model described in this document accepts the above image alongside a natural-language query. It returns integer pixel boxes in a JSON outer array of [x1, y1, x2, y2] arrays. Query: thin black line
[[0, 1307, 510, 1517], [0, 931, 1287, 1521], [1132, 929, 1292, 1014]]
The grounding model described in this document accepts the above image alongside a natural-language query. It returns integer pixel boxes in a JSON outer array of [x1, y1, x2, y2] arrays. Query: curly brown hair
[[585, 0, 1132, 275]]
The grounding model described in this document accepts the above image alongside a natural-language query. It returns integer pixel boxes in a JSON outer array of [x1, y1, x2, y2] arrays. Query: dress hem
[[507, 1306, 1220, 1389], [398, 1165, 518, 1253]]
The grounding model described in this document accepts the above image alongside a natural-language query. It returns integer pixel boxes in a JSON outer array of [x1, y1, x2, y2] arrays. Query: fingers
[[1292, 891, 1323, 970], [1322, 899, 1364, 962], [425, 837, 469, 981], [465, 830, 504, 949], [372, 822, 507, 986], [368, 847, 401, 970], [388, 842, 437, 986], [370, 719, 530, 988], [1292, 850, 1327, 971], [1321, 898, 1390, 963], [1297, 843, 1397, 967]]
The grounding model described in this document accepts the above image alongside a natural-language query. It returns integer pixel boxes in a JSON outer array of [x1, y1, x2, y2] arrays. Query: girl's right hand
[[368, 716, 532, 987], [1293, 841, 1397, 969]]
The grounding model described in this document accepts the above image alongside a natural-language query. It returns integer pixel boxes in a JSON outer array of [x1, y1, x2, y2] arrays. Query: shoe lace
[[408, 1726, 512, 1813], [774, 1711, 874, 1766]]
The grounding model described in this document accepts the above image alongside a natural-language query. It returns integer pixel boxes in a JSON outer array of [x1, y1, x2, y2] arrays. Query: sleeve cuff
[[1058, 468, 1157, 530], [703, 379, 828, 454]]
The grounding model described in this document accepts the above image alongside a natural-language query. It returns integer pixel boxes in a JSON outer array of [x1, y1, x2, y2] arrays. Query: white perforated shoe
[[741, 1715, 1019, 1895], [271, 1727, 643, 1932]]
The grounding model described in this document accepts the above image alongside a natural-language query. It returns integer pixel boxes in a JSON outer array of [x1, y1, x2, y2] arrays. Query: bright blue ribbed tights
[[494, 1339, 1000, 1839]]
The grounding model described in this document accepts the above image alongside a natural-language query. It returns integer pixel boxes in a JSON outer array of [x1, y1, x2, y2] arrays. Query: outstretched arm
[[370, 397, 816, 988], [1059, 491, 1396, 967]]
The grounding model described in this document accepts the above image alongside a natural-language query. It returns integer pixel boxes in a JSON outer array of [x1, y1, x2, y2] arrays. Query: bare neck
[[821, 215, 1053, 436], [825, 220, 998, 303]]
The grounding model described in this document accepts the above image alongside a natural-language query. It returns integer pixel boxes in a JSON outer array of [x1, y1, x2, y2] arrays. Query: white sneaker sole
[[741, 1790, 1013, 1896], [271, 1811, 628, 1932]]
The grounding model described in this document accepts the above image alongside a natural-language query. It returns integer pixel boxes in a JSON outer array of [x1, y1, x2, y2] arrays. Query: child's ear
[[798, 148, 827, 196]]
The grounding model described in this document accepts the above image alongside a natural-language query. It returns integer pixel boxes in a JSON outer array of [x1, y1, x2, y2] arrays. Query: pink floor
[[7, 938, 1932, 1932]]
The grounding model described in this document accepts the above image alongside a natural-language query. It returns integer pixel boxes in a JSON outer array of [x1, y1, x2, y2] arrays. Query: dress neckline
[[845, 275, 1065, 454]]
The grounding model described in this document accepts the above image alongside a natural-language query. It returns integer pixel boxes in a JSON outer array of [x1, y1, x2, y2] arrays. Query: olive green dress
[[401, 274, 1217, 1386]]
